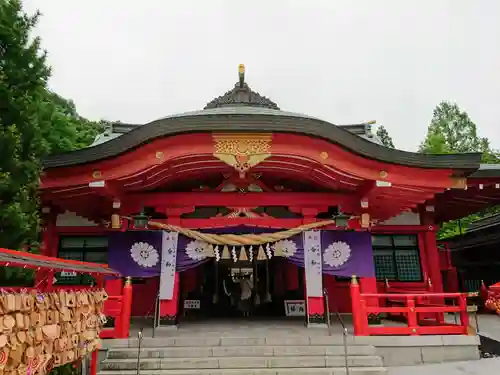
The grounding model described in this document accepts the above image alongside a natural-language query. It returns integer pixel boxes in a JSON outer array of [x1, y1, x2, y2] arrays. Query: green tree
[[419, 101, 500, 238], [45, 92, 103, 152], [0, 1, 103, 250], [0, 0, 52, 250], [375, 125, 395, 148], [419, 101, 497, 162]]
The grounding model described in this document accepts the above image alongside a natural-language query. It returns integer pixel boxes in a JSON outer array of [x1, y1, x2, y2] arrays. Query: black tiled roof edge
[[446, 232, 500, 251], [469, 167, 500, 178], [439, 213, 500, 246], [42, 113, 482, 170], [467, 213, 500, 232]]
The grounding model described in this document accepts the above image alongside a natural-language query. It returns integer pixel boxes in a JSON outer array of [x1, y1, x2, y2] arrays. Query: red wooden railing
[[100, 295, 124, 338], [351, 278, 470, 336], [381, 278, 443, 322], [101, 277, 133, 339]]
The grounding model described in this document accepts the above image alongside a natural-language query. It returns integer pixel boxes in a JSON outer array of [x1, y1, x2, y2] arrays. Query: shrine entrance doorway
[[179, 258, 305, 322]]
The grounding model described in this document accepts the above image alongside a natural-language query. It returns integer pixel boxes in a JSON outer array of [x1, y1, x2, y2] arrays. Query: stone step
[[101, 355, 384, 370], [107, 345, 377, 359], [105, 336, 364, 348], [98, 368, 388, 375]]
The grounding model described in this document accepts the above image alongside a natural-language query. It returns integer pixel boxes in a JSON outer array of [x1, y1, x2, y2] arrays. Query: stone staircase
[[98, 333, 388, 374]]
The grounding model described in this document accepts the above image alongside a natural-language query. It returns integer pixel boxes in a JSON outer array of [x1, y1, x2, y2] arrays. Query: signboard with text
[[184, 299, 201, 310], [284, 300, 306, 316]]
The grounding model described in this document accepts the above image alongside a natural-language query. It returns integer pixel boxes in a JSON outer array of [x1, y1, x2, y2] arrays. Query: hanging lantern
[[111, 213, 121, 229], [334, 212, 350, 228], [239, 247, 248, 261], [133, 207, 149, 229], [257, 245, 266, 261], [361, 213, 371, 228], [221, 245, 230, 260]]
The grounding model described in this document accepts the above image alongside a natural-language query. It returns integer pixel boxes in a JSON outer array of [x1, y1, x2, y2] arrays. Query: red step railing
[[101, 277, 133, 339], [351, 278, 470, 336]]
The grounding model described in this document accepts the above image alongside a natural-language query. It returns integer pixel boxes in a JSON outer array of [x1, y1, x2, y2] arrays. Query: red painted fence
[[101, 278, 133, 339], [351, 279, 470, 336]]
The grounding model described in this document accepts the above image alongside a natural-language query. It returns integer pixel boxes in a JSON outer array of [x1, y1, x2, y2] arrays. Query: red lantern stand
[[0, 248, 122, 375]]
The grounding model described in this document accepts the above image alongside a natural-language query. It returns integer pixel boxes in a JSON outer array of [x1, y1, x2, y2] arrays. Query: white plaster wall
[[56, 211, 98, 227], [379, 212, 421, 226]]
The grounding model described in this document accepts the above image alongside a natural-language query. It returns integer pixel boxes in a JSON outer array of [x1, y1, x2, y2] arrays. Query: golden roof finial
[[238, 64, 245, 88]]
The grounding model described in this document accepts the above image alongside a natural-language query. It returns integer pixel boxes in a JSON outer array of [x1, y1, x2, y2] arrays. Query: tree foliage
[[0, 0, 102, 250], [375, 125, 395, 148], [419, 101, 499, 162], [419, 101, 500, 238]]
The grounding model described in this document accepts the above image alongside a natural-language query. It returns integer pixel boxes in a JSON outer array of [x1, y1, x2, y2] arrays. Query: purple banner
[[108, 227, 374, 278], [321, 231, 374, 277], [108, 231, 162, 277], [176, 235, 211, 272]]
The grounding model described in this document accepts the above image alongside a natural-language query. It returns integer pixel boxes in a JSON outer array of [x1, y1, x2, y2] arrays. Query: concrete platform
[[101, 319, 481, 369]]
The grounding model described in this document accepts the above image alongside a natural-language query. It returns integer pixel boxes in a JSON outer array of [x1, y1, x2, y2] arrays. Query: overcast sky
[[23, 0, 500, 151]]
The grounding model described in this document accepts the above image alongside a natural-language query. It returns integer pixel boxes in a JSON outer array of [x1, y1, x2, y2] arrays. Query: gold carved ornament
[[212, 133, 272, 175]]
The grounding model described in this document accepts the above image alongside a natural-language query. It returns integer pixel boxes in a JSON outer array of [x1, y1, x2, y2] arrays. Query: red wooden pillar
[[420, 206, 444, 323], [458, 294, 469, 334], [90, 350, 98, 375], [419, 208, 443, 293], [360, 277, 378, 306], [350, 275, 367, 335], [120, 276, 133, 338], [406, 297, 418, 335]]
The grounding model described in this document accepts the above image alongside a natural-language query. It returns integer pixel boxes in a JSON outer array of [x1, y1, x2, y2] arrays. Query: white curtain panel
[[303, 230, 323, 298], [159, 231, 179, 300]]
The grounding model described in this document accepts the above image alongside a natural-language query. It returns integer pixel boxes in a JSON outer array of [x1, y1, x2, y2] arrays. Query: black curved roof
[[42, 66, 483, 172], [42, 106, 482, 172]]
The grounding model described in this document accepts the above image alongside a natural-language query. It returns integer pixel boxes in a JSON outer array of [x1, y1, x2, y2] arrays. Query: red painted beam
[[41, 133, 463, 190], [180, 218, 304, 228], [131, 192, 351, 208]]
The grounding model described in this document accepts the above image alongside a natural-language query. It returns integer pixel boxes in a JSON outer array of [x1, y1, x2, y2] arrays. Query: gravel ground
[[481, 350, 499, 358], [388, 357, 500, 375]]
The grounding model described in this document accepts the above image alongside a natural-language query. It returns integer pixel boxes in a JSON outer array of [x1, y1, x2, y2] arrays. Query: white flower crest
[[185, 240, 210, 260], [324, 241, 351, 268], [130, 242, 159, 268], [273, 239, 297, 258]]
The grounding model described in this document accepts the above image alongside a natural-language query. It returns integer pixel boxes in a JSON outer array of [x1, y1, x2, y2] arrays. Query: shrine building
[[39, 65, 500, 329]]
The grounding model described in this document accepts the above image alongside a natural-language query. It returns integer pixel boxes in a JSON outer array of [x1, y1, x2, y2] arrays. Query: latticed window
[[57, 236, 108, 285], [372, 235, 422, 282]]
